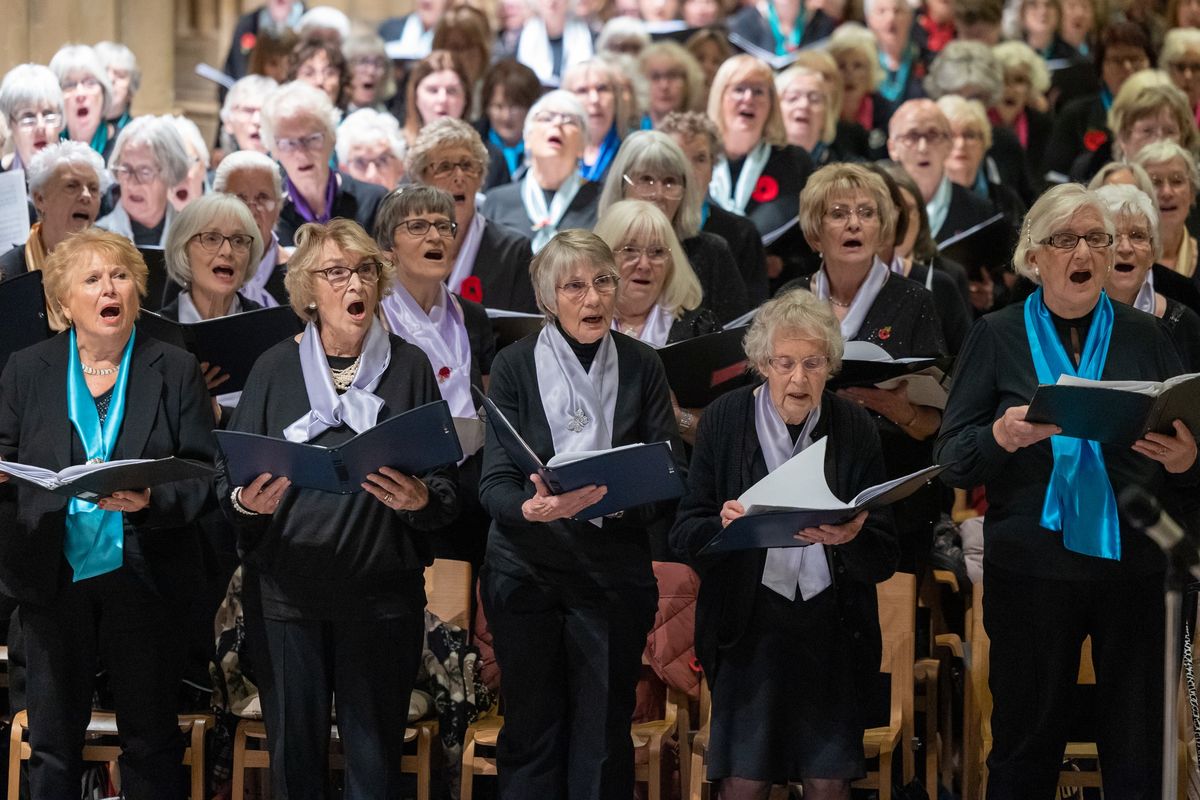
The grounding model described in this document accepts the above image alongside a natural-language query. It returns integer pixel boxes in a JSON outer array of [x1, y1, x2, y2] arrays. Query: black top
[[936, 182, 998, 245], [985, 127, 1036, 207], [217, 333, 460, 621], [1041, 92, 1108, 180], [480, 177, 602, 240], [275, 173, 389, 248], [726, 4, 837, 51], [732, 144, 814, 288], [703, 202, 769, 306], [934, 299, 1200, 580], [0, 333, 216, 606], [0, 244, 25, 282], [908, 260, 971, 357], [478, 330, 686, 588], [1153, 263, 1200, 315], [464, 219, 537, 313], [669, 385, 898, 686], [1159, 297, 1200, 373], [683, 232, 751, 324]]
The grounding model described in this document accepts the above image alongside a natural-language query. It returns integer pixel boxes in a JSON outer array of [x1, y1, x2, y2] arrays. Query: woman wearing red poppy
[[780, 163, 947, 577], [707, 54, 817, 292]]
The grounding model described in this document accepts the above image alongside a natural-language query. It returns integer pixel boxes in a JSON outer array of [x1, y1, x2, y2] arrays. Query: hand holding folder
[[0, 457, 216, 503], [1024, 373, 1200, 446]]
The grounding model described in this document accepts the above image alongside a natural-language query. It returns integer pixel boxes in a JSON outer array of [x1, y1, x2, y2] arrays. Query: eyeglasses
[[1130, 122, 1181, 141], [781, 90, 825, 106], [1116, 230, 1152, 248], [1039, 231, 1114, 249], [617, 245, 670, 265], [893, 129, 950, 147], [428, 159, 483, 179], [191, 231, 255, 253], [234, 192, 278, 213], [532, 111, 582, 127], [1151, 173, 1191, 190], [556, 273, 619, 300], [729, 83, 769, 100], [1170, 61, 1200, 75], [953, 130, 985, 143], [648, 69, 685, 83], [825, 204, 879, 225], [623, 173, 685, 199], [298, 65, 341, 82], [313, 260, 381, 288], [766, 355, 829, 375], [275, 132, 326, 155], [395, 218, 457, 238], [349, 153, 397, 174], [350, 56, 388, 70], [61, 76, 101, 93], [112, 164, 161, 184], [1103, 53, 1150, 69], [12, 110, 63, 129]]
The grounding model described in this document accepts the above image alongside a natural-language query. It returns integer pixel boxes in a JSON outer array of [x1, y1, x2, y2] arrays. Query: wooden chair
[[687, 678, 712, 800], [229, 558, 474, 800], [7, 709, 209, 800]]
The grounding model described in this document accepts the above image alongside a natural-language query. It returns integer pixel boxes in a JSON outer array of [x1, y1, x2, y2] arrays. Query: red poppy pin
[[1083, 130, 1107, 152], [240, 32, 258, 54], [438, 366, 452, 383], [877, 326, 892, 341], [460, 275, 483, 303], [751, 175, 779, 204]]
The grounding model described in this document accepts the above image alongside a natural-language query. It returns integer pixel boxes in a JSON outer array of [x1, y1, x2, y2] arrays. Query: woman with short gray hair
[[93, 41, 140, 133], [213, 150, 289, 307], [218, 75, 278, 155], [478, 227, 683, 800], [97, 115, 191, 247], [335, 108, 406, 191], [0, 64, 65, 174], [924, 41, 1004, 107], [937, 181, 1199, 798], [671, 288, 897, 800], [48, 44, 116, 159], [1133, 140, 1200, 279]]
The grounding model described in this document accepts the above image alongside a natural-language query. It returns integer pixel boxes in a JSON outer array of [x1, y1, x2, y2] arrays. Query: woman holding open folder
[[216, 219, 460, 798], [935, 183, 1200, 799], [0, 229, 215, 799], [477, 229, 684, 800], [670, 289, 899, 800]]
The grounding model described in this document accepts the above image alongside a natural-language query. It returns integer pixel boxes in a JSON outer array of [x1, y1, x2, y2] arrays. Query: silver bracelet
[[230, 487, 261, 516]]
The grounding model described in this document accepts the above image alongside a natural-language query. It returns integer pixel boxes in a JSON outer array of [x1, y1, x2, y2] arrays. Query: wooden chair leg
[[647, 733, 664, 800], [689, 745, 706, 800], [416, 724, 432, 800], [8, 710, 26, 800], [189, 717, 207, 800], [879, 747, 893, 800], [460, 727, 477, 800], [231, 720, 249, 800]]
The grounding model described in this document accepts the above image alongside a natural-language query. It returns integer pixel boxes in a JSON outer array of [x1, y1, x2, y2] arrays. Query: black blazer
[[0, 332, 216, 607], [936, 182, 997, 245], [703, 203, 769, 306], [908, 260, 971, 357], [727, 5, 837, 51], [683, 233, 751, 324], [474, 118, 519, 192], [0, 244, 25, 282], [734, 144, 814, 288], [457, 219, 537, 313], [669, 386, 898, 687], [1153, 263, 1200, 315], [481, 178, 602, 240], [275, 173, 389, 248], [1041, 92, 1108, 180]]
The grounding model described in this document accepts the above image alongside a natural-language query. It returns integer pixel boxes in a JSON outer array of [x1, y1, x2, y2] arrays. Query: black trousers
[[983, 563, 1165, 800], [261, 613, 424, 800], [22, 567, 188, 800], [480, 567, 657, 800]]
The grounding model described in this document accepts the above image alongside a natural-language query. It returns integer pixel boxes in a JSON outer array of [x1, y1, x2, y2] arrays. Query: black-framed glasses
[[191, 231, 255, 253], [766, 355, 829, 375], [617, 245, 670, 265], [623, 173, 685, 200], [348, 153, 397, 174], [395, 218, 458, 238], [1039, 231, 1114, 250], [313, 260, 381, 288], [894, 129, 950, 147], [557, 273, 619, 301], [428, 159, 484, 179]]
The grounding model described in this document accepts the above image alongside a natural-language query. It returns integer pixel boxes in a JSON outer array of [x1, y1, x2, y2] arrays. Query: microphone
[[1119, 486, 1200, 580]]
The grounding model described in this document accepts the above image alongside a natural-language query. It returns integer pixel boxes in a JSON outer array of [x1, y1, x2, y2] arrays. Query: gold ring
[[384, 493, 394, 504]]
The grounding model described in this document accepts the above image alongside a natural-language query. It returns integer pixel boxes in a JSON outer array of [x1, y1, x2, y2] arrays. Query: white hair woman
[[218, 75, 279, 155], [776, 65, 838, 164], [828, 23, 892, 156], [936, 182, 1198, 798], [335, 108, 406, 191], [0, 64, 65, 174], [213, 150, 289, 307], [1133, 141, 1200, 280], [670, 289, 898, 800], [48, 44, 116, 159], [169, 115, 211, 211], [96, 115, 191, 248], [1163, 28, 1200, 122], [93, 41, 140, 133]]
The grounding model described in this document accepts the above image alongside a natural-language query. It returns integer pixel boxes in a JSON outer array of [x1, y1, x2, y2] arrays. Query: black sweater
[[275, 173, 389, 248], [703, 202, 769, 306], [478, 330, 685, 588], [217, 333, 461, 620], [683, 232, 751, 324], [934, 299, 1200, 580]]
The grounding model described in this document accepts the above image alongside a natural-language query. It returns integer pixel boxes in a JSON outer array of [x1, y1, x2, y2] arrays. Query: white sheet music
[[0, 170, 30, 258]]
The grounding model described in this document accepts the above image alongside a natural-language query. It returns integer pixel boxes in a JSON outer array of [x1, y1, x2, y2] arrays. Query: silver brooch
[[567, 408, 590, 433]]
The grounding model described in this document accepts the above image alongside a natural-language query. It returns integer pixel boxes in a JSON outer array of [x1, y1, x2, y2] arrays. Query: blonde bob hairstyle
[[164, 193, 265, 289], [43, 229, 149, 332], [1012, 183, 1115, 283], [936, 95, 993, 152], [529, 229, 619, 321], [992, 40, 1051, 99], [790, 50, 844, 132], [593, 199, 703, 319], [744, 288, 844, 379], [1094, 182, 1163, 262], [1108, 71, 1198, 160], [798, 163, 896, 254], [638, 41, 707, 115], [707, 55, 786, 148], [775, 65, 838, 144], [284, 219, 395, 320], [827, 23, 886, 94]]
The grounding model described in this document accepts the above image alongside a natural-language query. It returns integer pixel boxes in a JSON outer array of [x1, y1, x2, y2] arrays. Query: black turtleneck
[[556, 321, 603, 371], [1048, 303, 1095, 367]]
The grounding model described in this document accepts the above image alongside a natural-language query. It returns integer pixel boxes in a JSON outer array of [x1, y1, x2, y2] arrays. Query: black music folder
[[0, 457, 216, 503], [137, 306, 304, 395], [1025, 373, 1200, 446], [0, 270, 51, 371], [698, 437, 946, 554], [656, 326, 752, 408], [937, 213, 1010, 280], [827, 341, 945, 389], [214, 400, 463, 493], [486, 308, 544, 350], [475, 389, 686, 519]]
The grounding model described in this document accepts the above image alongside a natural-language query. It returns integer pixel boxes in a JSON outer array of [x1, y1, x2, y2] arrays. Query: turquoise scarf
[[488, 128, 524, 179], [65, 328, 136, 581], [878, 44, 916, 104], [580, 126, 621, 182], [1023, 288, 1121, 560], [765, 0, 805, 56]]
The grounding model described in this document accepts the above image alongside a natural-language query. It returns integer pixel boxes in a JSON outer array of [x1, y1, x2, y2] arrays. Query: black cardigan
[[217, 332, 460, 620], [726, 4, 837, 51], [275, 173, 389, 248], [702, 203, 769, 306], [0, 332, 215, 607], [478, 330, 686, 588], [481, 178, 602, 240], [669, 385, 898, 687], [458, 218, 537, 314], [934, 299, 1200, 581], [936, 182, 998, 245], [683, 232, 751, 324]]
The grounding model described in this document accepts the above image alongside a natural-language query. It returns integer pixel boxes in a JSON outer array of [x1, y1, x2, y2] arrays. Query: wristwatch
[[679, 410, 696, 432]]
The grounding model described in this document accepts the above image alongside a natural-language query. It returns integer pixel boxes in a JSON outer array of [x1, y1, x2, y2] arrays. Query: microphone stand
[[1162, 556, 1184, 800]]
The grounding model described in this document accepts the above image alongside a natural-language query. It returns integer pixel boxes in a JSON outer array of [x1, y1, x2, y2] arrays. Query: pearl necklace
[[81, 363, 120, 376], [828, 296, 853, 309], [330, 356, 361, 391]]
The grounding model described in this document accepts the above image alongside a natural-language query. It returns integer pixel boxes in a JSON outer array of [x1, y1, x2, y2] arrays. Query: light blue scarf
[[580, 126, 620, 182], [65, 327, 136, 581], [1024, 288, 1121, 560]]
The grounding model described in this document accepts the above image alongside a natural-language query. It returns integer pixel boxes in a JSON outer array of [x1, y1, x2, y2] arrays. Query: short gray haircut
[[596, 16, 650, 55], [992, 40, 1051, 98], [1132, 140, 1200, 193], [0, 64, 64, 121], [260, 80, 342, 152], [924, 41, 1003, 106], [1087, 160, 1155, 198], [335, 108, 406, 165], [342, 30, 396, 100], [296, 6, 351, 42], [372, 185, 456, 252], [93, 41, 141, 94], [827, 23, 885, 93], [406, 116, 489, 180], [598, 131, 704, 240], [164, 192, 264, 288], [109, 114, 192, 187], [26, 140, 109, 195], [745, 289, 844, 377], [524, 90, 589, 148], [1094, 183, 1163, 261], [212, 150, 284, 199], [219, 74, 278, 151], [530, 229, 619, 320], [172, 114, 210, 172], [1012, 184, 1115, 283], [594, 199, 702, 317], [1162, 27, 1200, 72], [48, 44, 113, 119]]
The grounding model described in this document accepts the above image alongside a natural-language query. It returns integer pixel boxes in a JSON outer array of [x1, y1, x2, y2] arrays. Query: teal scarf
[[60, 122, 110, 158], [766, 0, 805, 56], [65, 328, 136, 581], [1024, 288, 1121, 560]]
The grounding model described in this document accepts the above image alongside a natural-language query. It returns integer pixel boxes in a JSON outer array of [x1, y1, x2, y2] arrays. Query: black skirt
[[707, 583, 865, 783]]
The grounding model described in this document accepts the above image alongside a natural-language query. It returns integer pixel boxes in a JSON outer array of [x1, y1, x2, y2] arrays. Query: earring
[[306, 302, 317, 310]]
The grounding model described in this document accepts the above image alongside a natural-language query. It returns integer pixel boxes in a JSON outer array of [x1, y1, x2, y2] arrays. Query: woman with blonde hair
[[827, 22, 892, 157], [563, 58, 628, 183], [637, 41, 706, 129]]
